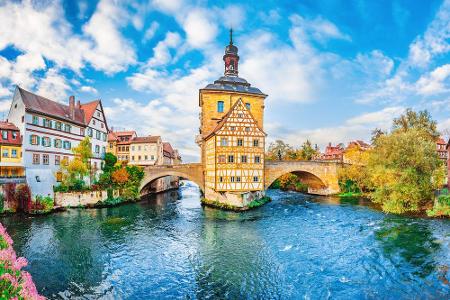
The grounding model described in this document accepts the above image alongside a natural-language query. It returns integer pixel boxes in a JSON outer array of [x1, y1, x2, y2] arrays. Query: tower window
[[245, 127, 250, 132], [220, 138, 228, 146], [245, 103, 251, 110], [253, 176, 259, 182], [237, 139, 243, 146], [236, 176, 241, 182], [228, 155, 234, 163], [218, 155, 226, 163], [253, 139, 259, 147], [230, 176, 235, 182], [217, 101, 224, 113], [219, 176, 223, 182], [255, 156, 261, 163], [241, 155, 247, 163]]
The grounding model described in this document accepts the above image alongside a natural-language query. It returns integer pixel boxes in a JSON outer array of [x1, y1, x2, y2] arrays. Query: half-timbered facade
[[199, 30, 268, 207]]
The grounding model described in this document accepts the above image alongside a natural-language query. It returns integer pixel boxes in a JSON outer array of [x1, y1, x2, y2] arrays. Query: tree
[[60, 157, 89, 190], [299, 140, 317, 160], [111, 168, 129, 186], [392, 108, 439, 139], [266, 140, 294, 160], [371, 128, 385, 144], [72, 137, 93, 164], [103, 153, 118, 173], [367, 128, 444, 214]]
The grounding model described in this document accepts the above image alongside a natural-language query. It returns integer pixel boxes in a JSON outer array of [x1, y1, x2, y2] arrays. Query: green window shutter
[[29, 135, 33, 144], [37, 136, 40, 145]]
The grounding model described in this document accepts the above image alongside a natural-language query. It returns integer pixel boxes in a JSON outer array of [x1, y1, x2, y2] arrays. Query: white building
[[7, 86, 109, 197]]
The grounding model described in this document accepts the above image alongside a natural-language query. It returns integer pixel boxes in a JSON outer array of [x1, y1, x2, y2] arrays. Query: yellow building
[[107, 130, 137, 163], [198, 30, 268, 207], [0, 122, 24, 179]]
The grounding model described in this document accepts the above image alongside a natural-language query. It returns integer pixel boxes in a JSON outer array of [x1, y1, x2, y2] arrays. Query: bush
[[0, 194, 4, 213], [72, 179, 85, 191], [247, 196, 271, 208], [53, 185, 69, 193]]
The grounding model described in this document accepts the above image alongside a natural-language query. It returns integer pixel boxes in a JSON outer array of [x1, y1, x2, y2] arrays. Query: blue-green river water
[[1, 182, 449, 299]]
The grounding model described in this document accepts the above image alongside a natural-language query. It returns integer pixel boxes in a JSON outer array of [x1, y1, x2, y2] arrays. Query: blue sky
[[1, 0, 450, 161]]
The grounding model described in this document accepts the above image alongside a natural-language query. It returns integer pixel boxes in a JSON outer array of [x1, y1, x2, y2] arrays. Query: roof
[[107, 132, 117, 141], [130, 136, 160, 144], [204, 98, 266, 140], [163, 142, 175, 158], [17, 87, 85, 125], [80, 100, 100, 124], [0, 121, 19, 131], [437, 137, 446, 145], [113, 131, 136, 137], [201, 75, 266, 96]]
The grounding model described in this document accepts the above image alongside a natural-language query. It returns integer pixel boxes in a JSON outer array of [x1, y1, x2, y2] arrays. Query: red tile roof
[[107, 132, 117, 141], [18, 87, 85, 125], [0, 121, 19, 131], [163, 142, 175, 158], [131, 136, 160, 144], [80, 100, 100, 124], [437, 138, 446, 145]]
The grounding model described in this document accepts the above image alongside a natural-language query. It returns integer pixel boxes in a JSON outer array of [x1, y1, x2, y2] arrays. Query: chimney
[[69, 96, 75, 119], [76, 100, 81, 108]]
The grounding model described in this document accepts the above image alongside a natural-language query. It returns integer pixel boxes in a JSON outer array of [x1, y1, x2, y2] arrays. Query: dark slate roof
[[17, 87, 85, 125], [202, 75, 266, 96]]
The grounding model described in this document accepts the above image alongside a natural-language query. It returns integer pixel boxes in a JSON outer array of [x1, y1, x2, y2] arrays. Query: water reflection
[[0, 184, 448, 299], [375, 217, 440, 278], [193, 209, 284, 299]]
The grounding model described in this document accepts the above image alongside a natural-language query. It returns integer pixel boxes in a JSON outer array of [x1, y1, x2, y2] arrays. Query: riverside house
[[6, 86, 109, 197], [0, 121, 24, 182]]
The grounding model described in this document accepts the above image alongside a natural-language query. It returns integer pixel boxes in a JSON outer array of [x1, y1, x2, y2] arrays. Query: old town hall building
[[197, 30, 267, 207]]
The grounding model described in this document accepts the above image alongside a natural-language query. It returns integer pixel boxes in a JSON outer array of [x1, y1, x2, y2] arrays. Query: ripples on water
[[1, 182, 449, 299]]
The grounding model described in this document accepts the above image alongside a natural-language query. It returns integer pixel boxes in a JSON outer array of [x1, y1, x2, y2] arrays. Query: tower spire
[[223, 29, 239, 76]]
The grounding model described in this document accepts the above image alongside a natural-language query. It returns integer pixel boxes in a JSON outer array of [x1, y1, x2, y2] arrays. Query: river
[[1, 181, 449, 299]]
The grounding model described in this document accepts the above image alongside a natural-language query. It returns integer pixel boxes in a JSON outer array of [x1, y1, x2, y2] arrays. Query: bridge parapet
[[140, 163, 204, 193], [264, 160, 341, 195]]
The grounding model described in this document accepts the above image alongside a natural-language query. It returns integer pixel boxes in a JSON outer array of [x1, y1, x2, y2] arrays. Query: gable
[[206, 99, 266, 140]]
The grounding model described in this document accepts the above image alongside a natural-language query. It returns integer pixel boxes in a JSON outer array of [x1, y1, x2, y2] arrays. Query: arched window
[[217, 101, 224, 112]]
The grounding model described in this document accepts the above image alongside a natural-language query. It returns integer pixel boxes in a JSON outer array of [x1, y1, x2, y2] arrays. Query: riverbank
[[201, 196, 271, 211]]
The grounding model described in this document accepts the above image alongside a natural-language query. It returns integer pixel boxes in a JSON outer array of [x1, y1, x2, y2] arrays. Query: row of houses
[[0, 86, 181, 197], [315, 139, 448, 165]]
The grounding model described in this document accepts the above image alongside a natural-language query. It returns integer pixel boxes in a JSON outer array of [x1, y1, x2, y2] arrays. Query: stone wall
[[205, 187, 265, 207], [54, 190, 119, 207]]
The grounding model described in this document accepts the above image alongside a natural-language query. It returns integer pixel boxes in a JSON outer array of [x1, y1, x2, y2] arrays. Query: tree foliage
[[111, 168, 129, 185], [72, 137, 93, 164], [340, 108, 445, 214], [266, 139, 318, 161]]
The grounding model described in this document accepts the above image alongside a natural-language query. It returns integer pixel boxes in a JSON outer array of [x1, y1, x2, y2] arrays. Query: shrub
[[0, 222, 44, 299], [53, 185, 69, 193], [0, 194, 4, 213]]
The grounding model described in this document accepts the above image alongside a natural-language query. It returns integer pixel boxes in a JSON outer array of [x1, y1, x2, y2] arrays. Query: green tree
[[72, 137, 93, 164], [266, 140, 294, 160], [367, 128, 444, 214], [299, 140, 317, 160], [392, 108, 439, 139], [103, 152, 118, 173]]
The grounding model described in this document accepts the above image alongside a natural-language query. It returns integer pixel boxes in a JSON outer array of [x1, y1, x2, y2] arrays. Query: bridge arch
[[264, 161, 341, 195], [140, 164, 205, 195]]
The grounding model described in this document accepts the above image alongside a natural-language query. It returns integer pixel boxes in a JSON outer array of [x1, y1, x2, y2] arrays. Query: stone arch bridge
[[140, 160, 341, 196]]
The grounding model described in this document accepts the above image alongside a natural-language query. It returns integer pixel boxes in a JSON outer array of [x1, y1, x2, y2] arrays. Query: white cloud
[[290, 14, 351, 43], [0, 100, 12, 113], [346, 106, 405, 125], [82, 0, 136, 74], [182, 8, 218, 48], [416, 64, 450, 95], [143, 21, 160, 42], [36, 68, 71, 102], [80, 86, 99, 94], [407, 0, 450, 68], [147, 32, 182, 67], [219, 5, 246, 29]]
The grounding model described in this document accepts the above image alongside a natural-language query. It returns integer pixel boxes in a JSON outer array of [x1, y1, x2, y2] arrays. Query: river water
[[1, 182, 449, 299]]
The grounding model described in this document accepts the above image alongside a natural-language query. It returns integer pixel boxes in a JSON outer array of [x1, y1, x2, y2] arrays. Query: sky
[[1, 0, 450, 162]]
